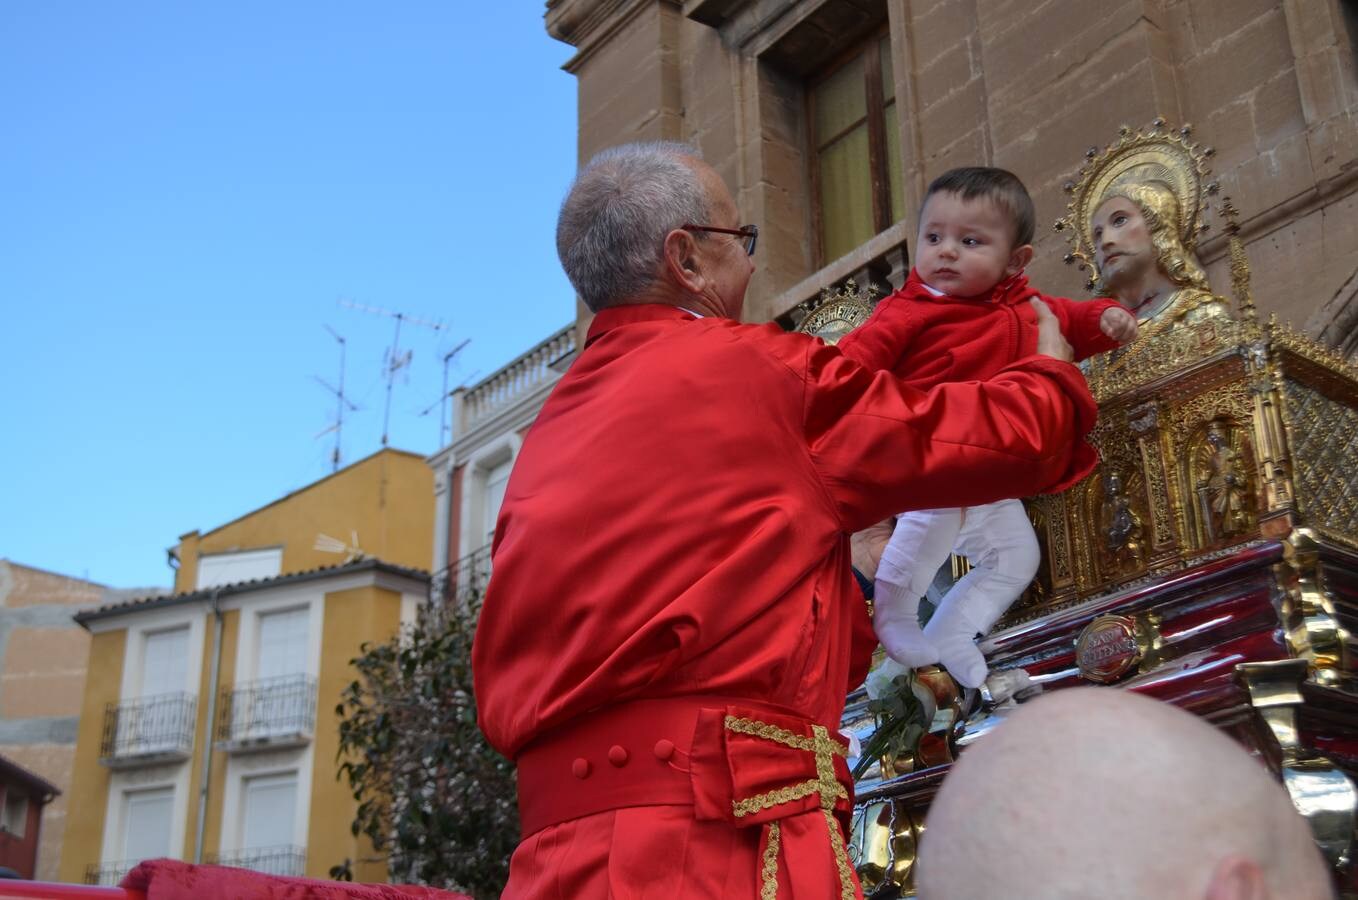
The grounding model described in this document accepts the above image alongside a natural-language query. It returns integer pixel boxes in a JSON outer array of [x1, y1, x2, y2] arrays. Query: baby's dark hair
[[923, 166, 1035, 246]]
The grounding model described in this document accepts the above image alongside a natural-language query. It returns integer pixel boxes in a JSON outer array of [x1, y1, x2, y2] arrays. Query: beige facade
[[0, 561, 158, 882], [545, 0, 1358, 346]]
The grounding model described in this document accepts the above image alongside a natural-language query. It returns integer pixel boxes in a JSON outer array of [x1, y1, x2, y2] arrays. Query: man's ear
[[1006, 244, 1034, 277], [663, 228, 705, 294], [1203, 856, 1268, 900]]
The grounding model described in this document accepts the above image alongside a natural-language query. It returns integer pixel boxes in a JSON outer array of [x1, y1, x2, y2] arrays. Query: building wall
[[57, 628, 125, 884], [195, 609, 239, 864], [547, 0, 1358, 345], [60, 567, 425, 884], [173, 449, 434, 593], [309, 583, 403, 883], [0, 561, 152, 882]]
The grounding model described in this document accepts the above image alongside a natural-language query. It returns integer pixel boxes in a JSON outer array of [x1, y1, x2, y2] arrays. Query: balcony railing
[[99, 693, 197, 767], [217, 675, 317, 751], [430, 543, 492, 608], [456, 324, 575, 435], [205, 845, 307, 877], [84, 857, 143, 886]]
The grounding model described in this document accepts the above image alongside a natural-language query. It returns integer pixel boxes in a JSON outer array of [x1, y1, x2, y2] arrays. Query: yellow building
[[58, 449, 434, 885]]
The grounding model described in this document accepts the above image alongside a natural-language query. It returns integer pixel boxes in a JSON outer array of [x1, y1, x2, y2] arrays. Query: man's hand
[[851, 518, 895, 581], [1030, 298, 1073, 363], [1100, 306, 1139, 344]]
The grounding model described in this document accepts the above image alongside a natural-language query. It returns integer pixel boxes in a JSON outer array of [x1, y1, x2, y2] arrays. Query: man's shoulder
[[689, 316, 824, 376]]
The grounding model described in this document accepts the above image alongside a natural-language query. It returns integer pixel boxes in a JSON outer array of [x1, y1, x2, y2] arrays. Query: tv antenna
[[417, 339, 472, 447], [339, 300, 447, 446], [314, 325, 361, 472]]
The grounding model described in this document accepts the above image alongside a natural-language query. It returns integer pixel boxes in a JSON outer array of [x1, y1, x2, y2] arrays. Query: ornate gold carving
[[1131, 402, 1175, 551], [1082, 316, 1248, 404], [1187, 419, 1257, 547], [1277, 529, 1350, 685], [1220, 197, 1258, 323], [795, 278, 879, 345], [1271, 317, 1358, 387], [1099, 470, 1147, 573]]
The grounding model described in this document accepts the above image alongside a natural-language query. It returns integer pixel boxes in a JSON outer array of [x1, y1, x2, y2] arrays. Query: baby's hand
[[1100, 306, 1139, 344]]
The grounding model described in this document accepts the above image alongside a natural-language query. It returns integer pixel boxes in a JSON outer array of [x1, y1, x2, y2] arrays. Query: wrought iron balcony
[[205, 844, 307, 877], [99, 692, 197, 767], [84, 857, 144, 886], [430, 543, 492, 608], [216, 674, 317, 751]]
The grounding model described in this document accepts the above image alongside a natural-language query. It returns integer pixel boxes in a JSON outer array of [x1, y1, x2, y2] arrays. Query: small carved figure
[[1100, 471, 1144, 570], [1196, 423, 1249, 540]]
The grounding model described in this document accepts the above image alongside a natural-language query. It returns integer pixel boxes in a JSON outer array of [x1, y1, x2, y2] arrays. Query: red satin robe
[[472, 303, 1096, 898]]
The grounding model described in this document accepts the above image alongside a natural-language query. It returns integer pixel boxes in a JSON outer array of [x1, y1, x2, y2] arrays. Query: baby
[[837, 167, 1137, 688]]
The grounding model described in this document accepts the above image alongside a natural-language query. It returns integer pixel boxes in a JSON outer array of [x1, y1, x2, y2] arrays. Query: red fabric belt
[[514, 695, 855, 839]]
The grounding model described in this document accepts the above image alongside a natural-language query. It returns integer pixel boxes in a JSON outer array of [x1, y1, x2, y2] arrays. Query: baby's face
[[915, 192, 1022, 299]]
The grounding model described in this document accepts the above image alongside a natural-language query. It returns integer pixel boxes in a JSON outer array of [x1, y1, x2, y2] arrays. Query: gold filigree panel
[[1283, 378, 1358, 542]]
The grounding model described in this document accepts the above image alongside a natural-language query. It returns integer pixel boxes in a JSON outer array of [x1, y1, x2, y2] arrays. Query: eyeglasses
[[681, 223, 759, 256]]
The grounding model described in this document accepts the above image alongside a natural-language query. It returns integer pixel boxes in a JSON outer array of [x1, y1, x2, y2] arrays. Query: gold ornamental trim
[[723, 716, 855, 900], [760, 822, 781, 900]]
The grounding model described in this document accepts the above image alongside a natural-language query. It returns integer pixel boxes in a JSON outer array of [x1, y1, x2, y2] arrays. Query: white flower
[[864, 656, 911, 700]]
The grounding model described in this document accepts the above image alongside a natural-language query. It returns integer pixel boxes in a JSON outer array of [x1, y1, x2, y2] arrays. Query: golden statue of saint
[[1088, 181, 1231, 328], [1058, 122, 1232, 336]]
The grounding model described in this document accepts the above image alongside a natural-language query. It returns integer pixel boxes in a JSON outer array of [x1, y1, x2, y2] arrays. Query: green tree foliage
[[334, 590, 518, 899]]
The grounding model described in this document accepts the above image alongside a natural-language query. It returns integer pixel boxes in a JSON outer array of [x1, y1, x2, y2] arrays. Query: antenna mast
[[440, 340, 470, 446], [315, 325, 359, 472], [339, 300, 447, 446]]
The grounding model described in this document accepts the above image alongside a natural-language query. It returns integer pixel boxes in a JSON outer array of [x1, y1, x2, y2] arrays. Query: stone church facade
[[544, 0, 1358, 348]]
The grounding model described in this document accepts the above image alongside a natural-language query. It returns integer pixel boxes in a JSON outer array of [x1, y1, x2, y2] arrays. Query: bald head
[[918, 689, 1332, 900]]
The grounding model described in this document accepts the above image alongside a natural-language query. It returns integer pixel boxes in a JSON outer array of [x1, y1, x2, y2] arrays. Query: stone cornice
[[547, 0, 674, 72]]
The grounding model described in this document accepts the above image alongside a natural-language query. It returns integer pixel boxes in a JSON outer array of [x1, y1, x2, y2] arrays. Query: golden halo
[[1054, 119, 1217, 290]]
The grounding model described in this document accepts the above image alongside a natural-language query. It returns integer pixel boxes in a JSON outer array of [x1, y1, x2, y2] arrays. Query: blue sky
[[1, 4, 578, 588]]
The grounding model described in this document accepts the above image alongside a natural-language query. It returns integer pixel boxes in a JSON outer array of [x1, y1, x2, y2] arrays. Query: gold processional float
[[795, 119, 1358, 898]]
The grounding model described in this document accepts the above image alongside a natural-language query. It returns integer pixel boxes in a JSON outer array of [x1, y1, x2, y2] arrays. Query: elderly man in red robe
[[472, 142, 1097, 898]]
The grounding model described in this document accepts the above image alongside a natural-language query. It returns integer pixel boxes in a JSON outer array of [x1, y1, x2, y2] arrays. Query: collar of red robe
[[904, 267, 1038, 306], [585, 302, 708, 346]]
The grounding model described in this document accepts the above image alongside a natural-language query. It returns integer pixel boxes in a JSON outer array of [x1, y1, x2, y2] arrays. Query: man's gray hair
[[556, 141, 710, 312]]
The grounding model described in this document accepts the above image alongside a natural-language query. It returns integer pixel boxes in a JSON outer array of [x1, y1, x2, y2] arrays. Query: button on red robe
[[472, 304, 1097, 898]]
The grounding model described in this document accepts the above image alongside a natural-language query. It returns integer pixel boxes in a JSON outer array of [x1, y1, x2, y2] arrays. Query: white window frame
[[196, 547, 283, 590], [100, 764, 190, 867], [232, 589, 322, 687], [1, 790, 27, 839], [219, 749, 312, 860], [458, 437, 520, 559], [116, 608, 206, 702], [238, 770, 301, 852]]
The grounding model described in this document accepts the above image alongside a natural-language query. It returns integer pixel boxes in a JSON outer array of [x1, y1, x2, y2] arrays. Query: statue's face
[[1091, 196, 1154, 291]]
